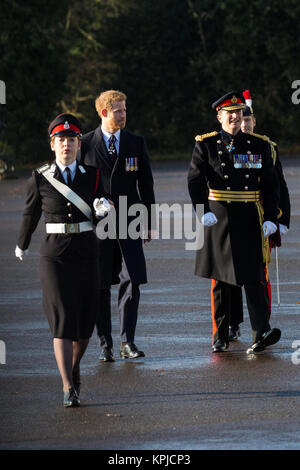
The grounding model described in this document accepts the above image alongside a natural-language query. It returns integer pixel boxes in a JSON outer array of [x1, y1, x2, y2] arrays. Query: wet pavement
[[0, 158, 300, 451]]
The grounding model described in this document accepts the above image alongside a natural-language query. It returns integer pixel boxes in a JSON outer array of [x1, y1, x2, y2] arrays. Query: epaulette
[[248, 132, 277, 164], [78, 165, 86, 174], [195, 131, 218, 141], [248, 131, 277, 146], [36, 163, 50, 174]]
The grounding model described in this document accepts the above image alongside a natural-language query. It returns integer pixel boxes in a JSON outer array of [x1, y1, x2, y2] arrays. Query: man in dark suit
[[79, 90, 156, 361], [188, 91, 281, 354]]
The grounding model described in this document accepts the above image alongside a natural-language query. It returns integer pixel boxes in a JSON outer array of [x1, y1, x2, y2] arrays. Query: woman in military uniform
[[15, 113, 107, 407]]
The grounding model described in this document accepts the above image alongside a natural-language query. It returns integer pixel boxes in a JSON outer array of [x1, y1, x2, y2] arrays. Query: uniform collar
[[55, 159, 77, 175], [101, 126, 121, 143], [220, 129, 243, 141]]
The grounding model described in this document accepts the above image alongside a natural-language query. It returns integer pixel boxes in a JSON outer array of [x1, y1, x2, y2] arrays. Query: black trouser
[[211, 279, 271, 344], [228, 285, 244, 329], [96, 260, 140, 349], [229, 272, 272, 329]]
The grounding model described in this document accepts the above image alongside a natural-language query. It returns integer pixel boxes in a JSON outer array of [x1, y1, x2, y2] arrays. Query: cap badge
[[231, 95, 237, 104], [63, 121, 70, 129]]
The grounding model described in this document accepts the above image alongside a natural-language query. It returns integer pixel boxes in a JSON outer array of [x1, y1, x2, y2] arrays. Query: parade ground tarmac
[[0, 157, 300, 451]]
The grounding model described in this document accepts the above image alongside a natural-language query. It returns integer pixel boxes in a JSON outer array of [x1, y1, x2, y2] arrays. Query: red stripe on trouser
[[263, 265, 272, 318], [93, 169, 100, 194], [211, 279, 218, 344], [267, 281, 271, 318]]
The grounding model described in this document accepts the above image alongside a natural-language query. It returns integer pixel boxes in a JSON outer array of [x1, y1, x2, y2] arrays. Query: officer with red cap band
[[15, 113, 108, 407], [188, 91, 282, 354], [49, 113, 82, 138]]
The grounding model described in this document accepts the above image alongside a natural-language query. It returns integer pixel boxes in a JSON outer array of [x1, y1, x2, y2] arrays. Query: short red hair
[[95, 90, 127, 118]]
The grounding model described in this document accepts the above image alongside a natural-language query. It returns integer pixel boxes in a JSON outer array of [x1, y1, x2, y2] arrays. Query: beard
[[118, 119, 126, 129]]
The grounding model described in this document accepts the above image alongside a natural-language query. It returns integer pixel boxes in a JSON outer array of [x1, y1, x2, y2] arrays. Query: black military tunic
[[17, 161, 102, 341], [188, 129, 279, 286]]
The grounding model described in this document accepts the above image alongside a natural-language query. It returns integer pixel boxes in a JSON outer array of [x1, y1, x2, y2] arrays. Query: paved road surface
[[0, 157, 300, 451]]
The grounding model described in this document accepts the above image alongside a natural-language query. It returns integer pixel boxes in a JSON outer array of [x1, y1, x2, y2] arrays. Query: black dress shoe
[[248, 328, 281, 353], [212, 339, 229, 353], [64, 387, 80, 408], [99, 347, 115, 362], [120, 342, 145, 359], [229, 326, 241, 342]]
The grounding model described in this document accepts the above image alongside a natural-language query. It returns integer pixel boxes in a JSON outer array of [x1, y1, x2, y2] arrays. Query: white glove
[[15, 245, 28, 261], [279, 224, 288, 235], [93, 197, 112, 217], [262, 221, 277, 237], [201, 212, 218, 226]]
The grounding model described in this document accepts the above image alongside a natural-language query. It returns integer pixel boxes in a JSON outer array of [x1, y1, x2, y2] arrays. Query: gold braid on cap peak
[[247, 132, 277, 164], [195, 131, 218, 141]]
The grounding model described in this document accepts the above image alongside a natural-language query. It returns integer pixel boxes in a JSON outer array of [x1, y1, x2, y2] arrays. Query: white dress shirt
[[101, 127, 121, 154], [56, 159, 77, 184]]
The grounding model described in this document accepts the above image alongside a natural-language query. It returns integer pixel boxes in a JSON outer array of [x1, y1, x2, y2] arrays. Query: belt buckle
[[65, 223, 79, 234]]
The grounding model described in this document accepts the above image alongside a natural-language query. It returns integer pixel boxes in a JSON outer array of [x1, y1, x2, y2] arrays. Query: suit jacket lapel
[[93, 126, 115, 170]]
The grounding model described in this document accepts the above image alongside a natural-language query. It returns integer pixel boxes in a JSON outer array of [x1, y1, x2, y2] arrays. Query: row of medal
[[233, 154, 262, 169], [125, 157, 139, 172]]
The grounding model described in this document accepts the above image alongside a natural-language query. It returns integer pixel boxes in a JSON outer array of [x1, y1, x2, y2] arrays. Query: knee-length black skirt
[[40, 254, 99, 341]]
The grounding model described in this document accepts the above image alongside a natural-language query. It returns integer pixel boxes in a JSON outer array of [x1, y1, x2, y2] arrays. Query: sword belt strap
[[255, 200, 271, 281], [38, 166, 92, 221]]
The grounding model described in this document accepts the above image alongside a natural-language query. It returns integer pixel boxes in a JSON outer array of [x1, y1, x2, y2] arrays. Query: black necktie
[[108, 134, 117, 157], [65, 167, 72, 186]]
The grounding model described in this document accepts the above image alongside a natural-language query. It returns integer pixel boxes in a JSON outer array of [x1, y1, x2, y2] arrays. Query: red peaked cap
[[48, 113, 82, 137], [212, 91, 245, 112]]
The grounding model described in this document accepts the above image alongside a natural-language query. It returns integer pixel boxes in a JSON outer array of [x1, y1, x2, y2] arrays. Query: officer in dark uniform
[[79, 90, 156, 361], [15, 113, 105, 407], [228, 91, 291, 340], [188, 91, 281, 353]]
